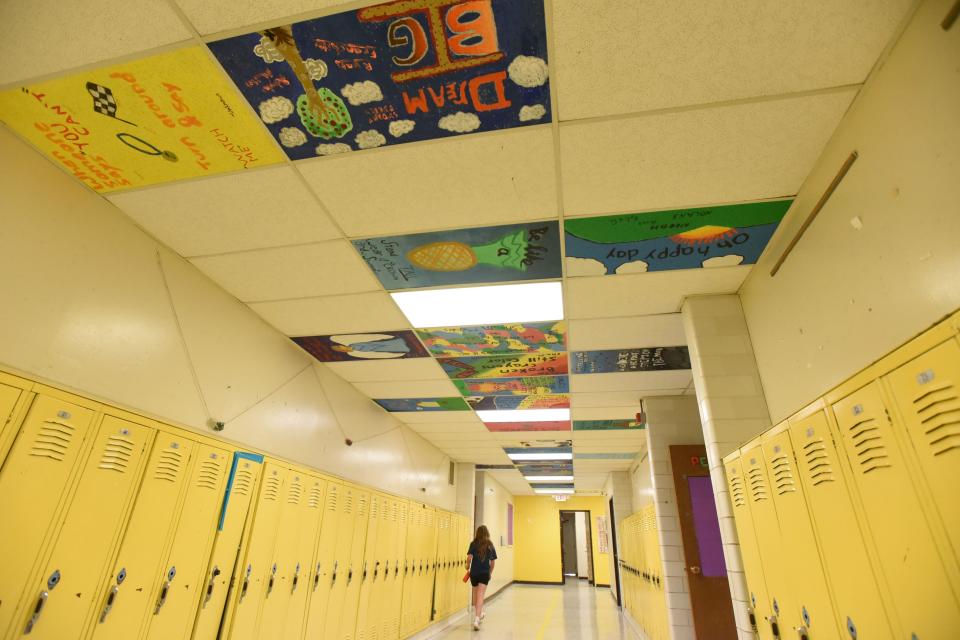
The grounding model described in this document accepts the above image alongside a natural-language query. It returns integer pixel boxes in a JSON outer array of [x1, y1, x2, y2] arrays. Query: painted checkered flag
[[85, 82, 136, 126]]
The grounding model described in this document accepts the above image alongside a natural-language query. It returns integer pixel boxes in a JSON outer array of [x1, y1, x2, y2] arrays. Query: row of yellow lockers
[[0, 370, 472, 640], [724, 311, 960, 640], [618, 505, 669, 640]]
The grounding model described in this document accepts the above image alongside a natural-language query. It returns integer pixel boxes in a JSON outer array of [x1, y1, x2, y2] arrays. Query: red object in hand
[[462, 571, 470, 583]]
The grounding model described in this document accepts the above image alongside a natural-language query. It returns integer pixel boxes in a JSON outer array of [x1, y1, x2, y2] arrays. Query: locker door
[[886, 339, 960, 576], [741, 439, 797, 638], [0, 373, 32, 468], [723, 453, 774, 640], [280, 475, 325, 640], [761, 427, 841, 639], [257, 472, 306, 640], [788, 410, 895, 640], [145, 444, 230, 640], [354, 493, 380, 640], [831, 382, 960, 638], [91, 436, 196, 640], [386, 500, 408, 640], [322, 482, 356, 638], [302, 481, 342, 640], [370, 496, 393, 640], [22, 414, 153, 640], [399, 507, 418, 637], [223, 463, 288, 640], [0, 392, 96, 637], [340, 488, 370, 640], [191, 453, 264, 640]]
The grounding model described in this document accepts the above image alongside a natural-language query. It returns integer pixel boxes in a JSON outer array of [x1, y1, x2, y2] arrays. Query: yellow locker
[[91, 435, 198, 640], [761, 426, 841, 639], [788, 408, 895, 640], [145, 443, 230, 640], [741, 439, 796, 638], [399, 506, 420, 637], [354, 493, 381, 640], [0, 391, 96, 637], [386, 500, 408, 640], [722, 452, 774, 640], [369, 496, 395, 640], [0, 372, 32, 467], [830, 381, 960, 638], [256, 472, 305, 640], [280, 474, 325, 640], [20, 413, 154, 640], [301, 481, 343, 640], [223, 462, 289, 640], [191, 453, 264, 640], [885, 338, 960, 577], [339, 487, 370, 640]]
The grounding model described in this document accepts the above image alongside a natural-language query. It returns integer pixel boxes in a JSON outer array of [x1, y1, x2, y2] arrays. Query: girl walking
[[466, 525, 497, 631]]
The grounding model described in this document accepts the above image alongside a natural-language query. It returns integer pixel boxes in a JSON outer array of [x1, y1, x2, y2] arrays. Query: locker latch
[[266, 563, 277, 596], [374, 561, 380, 580], [313, 562, 322, 591], [796, 626, 810, 640], [23, 590, 49, 634], [347, 565, 354, 585], [768, 615, 781, 639], [846, 617, 857, 639], [203, 566, 221, 606], [100, 570, 125, 624], [332, 560, 339, 583], [154, 566, 176, 615], [362, 562, 368, 582], [239, 564, 252, 603], [746, 606, 757, 632], [292, 563, 301, 592]]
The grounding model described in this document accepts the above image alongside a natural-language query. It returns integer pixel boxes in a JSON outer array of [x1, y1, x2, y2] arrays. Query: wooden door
[[670, 445, 737, 640]]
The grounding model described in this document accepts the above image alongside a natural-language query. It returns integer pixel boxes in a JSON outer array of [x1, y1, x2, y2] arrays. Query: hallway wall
[[514, 496, 611, 586], [0, 127, 456, 509], [477, 472, 515, 596], [740, 0, 960, 423]]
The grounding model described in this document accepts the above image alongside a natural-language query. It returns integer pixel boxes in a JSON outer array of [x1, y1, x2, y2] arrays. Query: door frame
[[557, 509, 595, 585], [609, 497, 621, 606]]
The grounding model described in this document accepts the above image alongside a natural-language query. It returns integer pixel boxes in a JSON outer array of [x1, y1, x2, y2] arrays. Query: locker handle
[[292, 564, 301, 592], [362, 562, 368, 582], [23, 591, 48, 634], [313, 563, 322, 591], [375, 561, 381, 580], [395, 561, 400, 578], [746, 607, 757, 632], [240, 566, 251, 603], [332, 560, 339, 583], [769, 615, 781, 639], [203, 566, 221, 607], [154, 582, 170, 615], [99, 585, 119, 623], [796, 627, 809, 640], [347, 566, 354, 585]]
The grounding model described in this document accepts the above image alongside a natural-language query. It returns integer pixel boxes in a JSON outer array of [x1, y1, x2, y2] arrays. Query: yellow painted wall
[[514, 496, 612, 586], [477, 473, 515, 596]]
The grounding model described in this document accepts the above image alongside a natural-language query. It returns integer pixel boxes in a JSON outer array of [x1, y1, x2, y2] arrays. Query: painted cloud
[[355, 129, 386, 149], [438, 111, 481, 133], [258, 96, 294, 123], [702, 254, 745, 268], [389, 119, 415, 138], [253, 36, 283, 63], [279, 127, 307, 147], [341, 80, 383, 106], [519, 104, 546, 121], [316, 143, 352, 156], [508, 55, 549, 88], [304, 58, 328, 80]]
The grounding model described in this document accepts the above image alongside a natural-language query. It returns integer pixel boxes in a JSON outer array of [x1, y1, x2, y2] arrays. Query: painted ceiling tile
[[0, 47, 284, 193], [572, 419, 645, 431], [484, 421, 571, 432], [454, 375, 568, 396], [574, 452, 638, 460], [417, 321, 565, 356], [354, 221, 561, 290], [374, 397, 470, 412], [293, 330, 428, 361], [439, 352, 568, 379], [466, 394, 569, 410], [206, 0, 550, 160], [571, 346, 691, 374], [565, 200, 793, 276]]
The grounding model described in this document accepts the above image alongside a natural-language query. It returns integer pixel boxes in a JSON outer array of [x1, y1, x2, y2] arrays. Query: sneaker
[[473, 617, 480, 630], [480, 612, 486, 621]]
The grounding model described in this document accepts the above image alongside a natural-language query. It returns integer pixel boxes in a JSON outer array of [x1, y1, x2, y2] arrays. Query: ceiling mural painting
[[483, 421, 571, 432], [374, 397, 470, 411], [207, 0, 550, 160], [0, 47, 283, 192], [564, 199, 793, 276], [416, 321, 565, 356], [466, 394, 569, 410], [354, 221, 562, 290], [293, 330, 429, 361], [572, 419, 645, 431], [571, 346, 691, 374], [438, 352, 568, 378], [453, 375, 569, 396]]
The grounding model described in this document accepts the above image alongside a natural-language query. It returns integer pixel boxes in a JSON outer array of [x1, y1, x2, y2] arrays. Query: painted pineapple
[[407, 228, 532, 272]]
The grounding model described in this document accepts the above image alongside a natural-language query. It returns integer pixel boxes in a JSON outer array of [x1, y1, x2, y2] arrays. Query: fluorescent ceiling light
[[478, 409, 570, 423], [535, 488, 575, 494], [508, 452, 574, 461], [391, 282, 563, 327], [525, 475, 574, 482]]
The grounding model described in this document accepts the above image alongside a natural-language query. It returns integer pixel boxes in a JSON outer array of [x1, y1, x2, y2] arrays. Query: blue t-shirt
[[468, 541, 497, 575]]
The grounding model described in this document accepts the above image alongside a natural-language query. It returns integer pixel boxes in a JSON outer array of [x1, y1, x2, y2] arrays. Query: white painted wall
[[740, 0, 960, 423], [0, 127, 455, 509], [575, 512, 590, 579], [477, 472, 515, 596]]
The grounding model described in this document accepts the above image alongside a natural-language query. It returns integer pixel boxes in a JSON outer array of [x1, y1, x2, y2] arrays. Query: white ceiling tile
[[250, 292, 410, 336], [109, 167, 341, 257], [298, 127, 558, 236], [571, 370, 692, 393], [553, 0, 910, 121], [559, 90, 857, 216], [325, 358, 445, 383], [191, 240, 379, 301], [354, 379, 459, 398], [572, 406, 643, 420], [566, 267, 752, 318], [0, 1, 192, 84], [568, 314, 686, 351], [571, 391, 684, 409], [175, 0, 367, 35]]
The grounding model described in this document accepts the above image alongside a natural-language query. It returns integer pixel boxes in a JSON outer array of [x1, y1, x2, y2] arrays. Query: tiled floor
[[431, 581, 642, 639]]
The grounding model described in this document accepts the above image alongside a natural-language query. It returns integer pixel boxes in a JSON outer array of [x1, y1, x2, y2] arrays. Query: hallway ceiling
[[0, 0, 911, 494]]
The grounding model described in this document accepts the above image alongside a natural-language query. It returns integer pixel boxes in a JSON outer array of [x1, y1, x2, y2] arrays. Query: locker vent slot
[[308, 484, 323, 509], [287, 479, 303, 504], [99, 434, 135, 472], [345, 492, 354, 515], [233, 469, 254, 496], [263, 474, 282, 501], [911, 383, 960, 457], [770, 454, 796, 495], [154, 449, 184, 482], [802, 440, 835, 486], [848, 417, 891, 474], [729, 473, 746, 507], [326, 485, 339, 512], [29, 420, 75, 461], [357, 493, 368, 517], [747, 466, 768, 502], [197, 459, 222, 489]]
